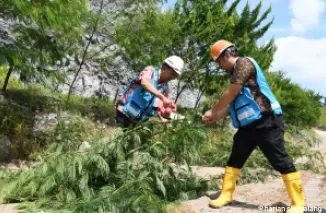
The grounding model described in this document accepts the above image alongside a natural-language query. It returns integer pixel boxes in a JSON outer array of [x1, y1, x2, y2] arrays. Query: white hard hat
[[163, 55, 185, 75]]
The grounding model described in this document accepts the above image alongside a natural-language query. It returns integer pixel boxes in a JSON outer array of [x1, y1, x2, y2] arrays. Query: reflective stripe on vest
[[229, 57, 282, 128]]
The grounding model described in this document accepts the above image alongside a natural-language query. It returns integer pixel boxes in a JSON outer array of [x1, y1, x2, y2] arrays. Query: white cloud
[[271, 36, 326, 96], [289, 0, 325, 33]]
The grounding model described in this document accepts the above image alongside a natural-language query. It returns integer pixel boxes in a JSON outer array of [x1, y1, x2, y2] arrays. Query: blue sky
[[162, 0, 326, 97]]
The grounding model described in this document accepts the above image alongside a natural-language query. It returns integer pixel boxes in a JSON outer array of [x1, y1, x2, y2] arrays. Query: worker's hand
[[202, 109, 216, 124], [161, 96, 173, 108]]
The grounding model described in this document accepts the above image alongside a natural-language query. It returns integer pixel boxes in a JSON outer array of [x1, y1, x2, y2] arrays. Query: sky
[[162, 0, 326, 97]]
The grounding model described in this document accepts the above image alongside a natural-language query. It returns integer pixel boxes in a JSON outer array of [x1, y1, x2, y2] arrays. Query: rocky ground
[[1, 129, 326, 213]]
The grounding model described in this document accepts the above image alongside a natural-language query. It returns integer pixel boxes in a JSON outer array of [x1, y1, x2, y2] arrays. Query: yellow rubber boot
[[281, 171, 305, 213], [209, 166, 240, 208]]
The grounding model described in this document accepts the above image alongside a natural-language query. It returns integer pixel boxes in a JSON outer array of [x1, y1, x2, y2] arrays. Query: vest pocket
[[124, 90, 153, 119], [233, 93, 261, 127], [237, 107, 256, 121], [124, 100, 143, 119]]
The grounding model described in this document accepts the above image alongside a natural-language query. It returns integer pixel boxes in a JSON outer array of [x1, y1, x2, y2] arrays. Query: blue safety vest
[[121, 67, 167, 121], [229, 57, 282, 128]]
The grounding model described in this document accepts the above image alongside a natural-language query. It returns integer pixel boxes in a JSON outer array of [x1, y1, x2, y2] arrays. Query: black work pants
[[115, 110, 137, 129], [227, 114, 296, 174]]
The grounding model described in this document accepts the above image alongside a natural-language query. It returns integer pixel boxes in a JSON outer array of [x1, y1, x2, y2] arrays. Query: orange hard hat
[[211, 40, 235, 61]]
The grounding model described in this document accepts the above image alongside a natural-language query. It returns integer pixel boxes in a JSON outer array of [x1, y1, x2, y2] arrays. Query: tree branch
[[66, 0, 105, 104]]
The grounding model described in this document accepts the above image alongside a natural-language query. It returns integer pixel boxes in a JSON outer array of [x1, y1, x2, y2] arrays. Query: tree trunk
[[66, 0, 104, 105], [2, 66, 13, 92], [113, 88, 119, 103], [194, 90, 203, 110], [174, 80, 182, 103], [175, 84, 187, 103]]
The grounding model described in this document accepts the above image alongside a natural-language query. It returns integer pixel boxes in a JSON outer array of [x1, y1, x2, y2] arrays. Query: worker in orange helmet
[[202, 40, 304, 213]]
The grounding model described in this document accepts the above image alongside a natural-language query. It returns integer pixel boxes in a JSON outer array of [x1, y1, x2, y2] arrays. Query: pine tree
[[229, 1, 276, 71], [172, 0, 276, 101]]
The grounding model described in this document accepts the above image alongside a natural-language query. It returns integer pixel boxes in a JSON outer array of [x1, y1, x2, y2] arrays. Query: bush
[[267, 71, 322, 129], [0, 120, 217, 213]]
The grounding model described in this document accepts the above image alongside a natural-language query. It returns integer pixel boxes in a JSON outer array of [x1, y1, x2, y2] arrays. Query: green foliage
[[116, 7, 181, 72], [318, 107, 326, 128], [0, 0, 89, 91], [0, 84, 116, 160], [0, 94, 35, 159], [0, 84, 324, 212], [1, 120, 214, 213], [171, 0, 276, 100], [230, 1, 276, 71], [0, 1, 324, 212], [0, 66, 22, 89], [267, 71, 322, 129], [4, 86, 115, 120], [153, 118, 208, 165]]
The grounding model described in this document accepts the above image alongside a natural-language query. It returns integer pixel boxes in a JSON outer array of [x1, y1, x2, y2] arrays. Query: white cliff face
[[0, 18, 15, 46]]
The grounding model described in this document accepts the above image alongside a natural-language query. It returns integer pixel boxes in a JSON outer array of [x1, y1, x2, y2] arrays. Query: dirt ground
[[184, 170, 326, 213], [1, 129, 326, 213]]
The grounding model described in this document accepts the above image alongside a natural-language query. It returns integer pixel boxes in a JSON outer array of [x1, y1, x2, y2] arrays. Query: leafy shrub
[[267, 71, 322, 129], [1, 120, 216, 213]]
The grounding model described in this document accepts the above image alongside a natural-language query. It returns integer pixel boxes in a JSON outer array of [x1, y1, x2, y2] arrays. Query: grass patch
[[0, 66, 24, 90], [2, 86, 116, 122], [0, 83, 116, 160], [0, 66, 115, 121]]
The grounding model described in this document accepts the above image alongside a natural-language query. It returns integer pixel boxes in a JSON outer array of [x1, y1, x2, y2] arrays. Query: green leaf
[[155, 176, 166, 198]]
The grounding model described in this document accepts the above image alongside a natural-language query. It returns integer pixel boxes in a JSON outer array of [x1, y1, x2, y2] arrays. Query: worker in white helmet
[[115, 55, 185, 128]]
